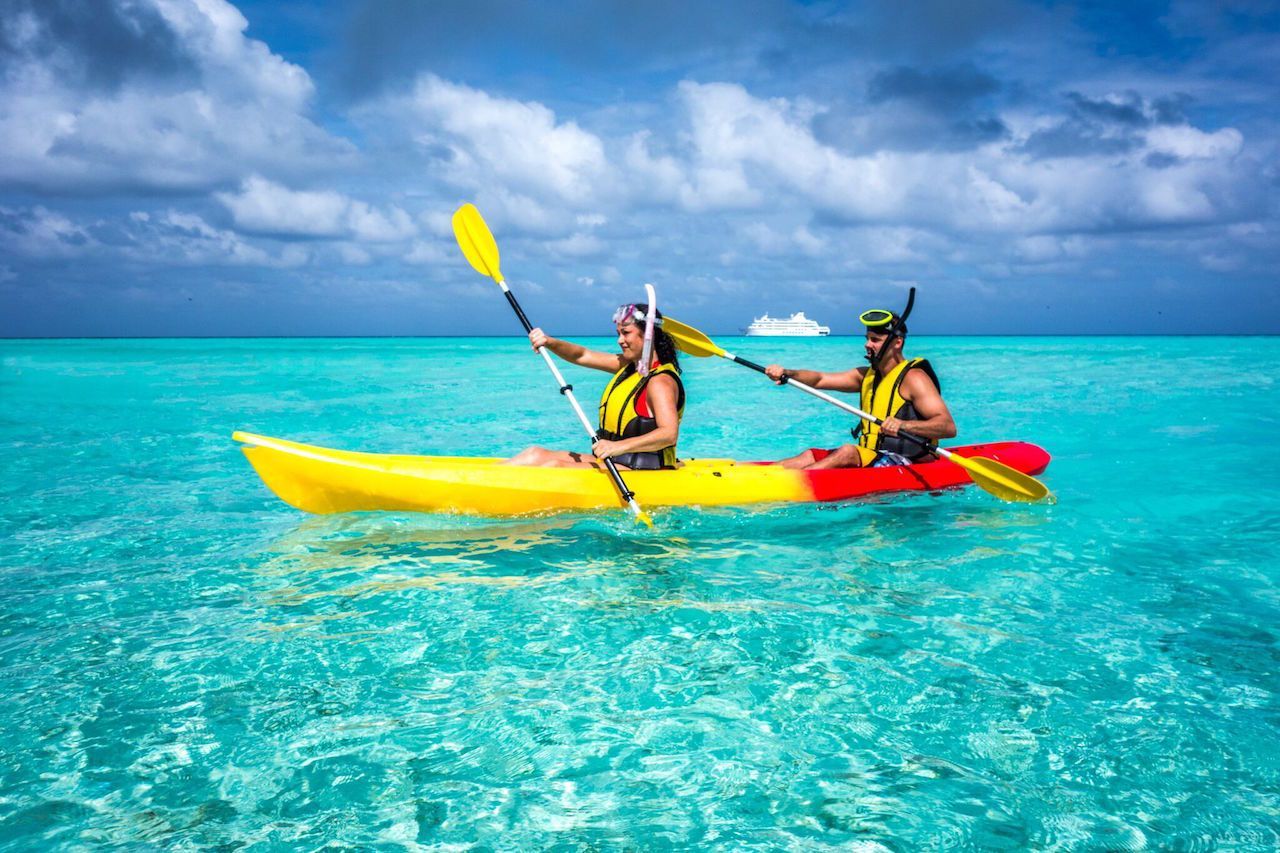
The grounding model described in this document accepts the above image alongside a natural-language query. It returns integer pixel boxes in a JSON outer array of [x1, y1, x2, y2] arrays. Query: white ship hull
[[744, 327, 830, 337], [744, 312, 830, 336]]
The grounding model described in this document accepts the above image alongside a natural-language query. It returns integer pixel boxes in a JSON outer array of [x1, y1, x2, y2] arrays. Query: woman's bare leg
[[503, 446, 605, 468]]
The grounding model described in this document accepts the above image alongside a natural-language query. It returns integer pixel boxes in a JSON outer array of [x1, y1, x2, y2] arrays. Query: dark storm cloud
[[1019, 123, 1137, 160], [1143, 151, 1180, 169], [1065, 91, 1148, 127], [810, 62, 1006, 153], [1019, 90, 1197, 160], [952, 116, 1008, 144], [0, 0, 199, 91], [867, 64, 1001, 110], [1065, 91, 1195, 128], [0, 206, 28, 236], [813, 105, 1008, 154], [1151, 93, 1193, 125]]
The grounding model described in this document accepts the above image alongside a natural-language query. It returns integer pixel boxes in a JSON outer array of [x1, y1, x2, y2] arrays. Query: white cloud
[[1199, 253, 1239, 272], [404, 240, 451, 265], [1144, 125, 1242, 160], [347, 76, 1255, 254], [675, 81, 904, 217], [127, 209, 282, 265], [623, 131, 686, 203], [399, 75, 608, 205], [216, 176, 416, 241], [0, 206, 95, 257], [338, 244, 372, 265], [1138, 174, 1214, 222], [740, 222, 788, 253], [546, 232, 607, 257], [852, 227, 933, 264], [653, 81, 1256, 237], [1015, 235, 1086, 262], [151, 0, 311, 104], [0, 0, 352, 193], [0, 203, 313, 267], [792, 227, 826, 256], [344, 200, 417, 242]]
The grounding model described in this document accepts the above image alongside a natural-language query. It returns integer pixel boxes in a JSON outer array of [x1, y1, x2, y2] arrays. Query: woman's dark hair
[[626, 304, 681, 373]]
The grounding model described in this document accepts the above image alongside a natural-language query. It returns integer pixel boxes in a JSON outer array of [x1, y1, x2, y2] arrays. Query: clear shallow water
[[1, 335, 1278, 849]]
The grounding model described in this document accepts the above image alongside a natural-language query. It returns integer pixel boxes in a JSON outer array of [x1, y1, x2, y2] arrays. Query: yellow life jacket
[[855, 357, 940, 459], [597, 362, 685, 469]]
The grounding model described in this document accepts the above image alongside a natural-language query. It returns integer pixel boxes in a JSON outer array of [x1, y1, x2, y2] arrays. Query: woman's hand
[[592, 439, 624, 460], [529, 328, 550, 351], [764, 364, 788, 384]]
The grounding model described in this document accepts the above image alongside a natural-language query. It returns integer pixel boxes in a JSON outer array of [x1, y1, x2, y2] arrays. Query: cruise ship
[[744, 312, 831, 336]]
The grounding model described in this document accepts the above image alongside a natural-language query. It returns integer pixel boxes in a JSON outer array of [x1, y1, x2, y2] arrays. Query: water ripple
[[3, 337, 1279, 847]]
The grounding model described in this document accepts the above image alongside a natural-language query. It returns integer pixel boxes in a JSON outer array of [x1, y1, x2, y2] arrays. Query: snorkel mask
[[612, 284, 661, 376], [859, 287, 915, 369]]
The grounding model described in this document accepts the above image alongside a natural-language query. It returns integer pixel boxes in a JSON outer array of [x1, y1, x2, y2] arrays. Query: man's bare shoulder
[[900, 363, 940, 396]]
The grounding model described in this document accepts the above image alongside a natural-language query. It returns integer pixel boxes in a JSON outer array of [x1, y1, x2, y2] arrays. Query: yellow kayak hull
[[232, 432, 1051, 516], [233, 432, 810, 515]]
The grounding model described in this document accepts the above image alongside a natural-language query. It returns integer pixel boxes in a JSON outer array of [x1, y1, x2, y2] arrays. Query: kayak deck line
[[233, 431, 741, 471], [232, 432, 1051, 516]]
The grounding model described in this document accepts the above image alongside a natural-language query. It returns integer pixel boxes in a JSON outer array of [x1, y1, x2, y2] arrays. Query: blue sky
[[1, 0, 1277, 336]]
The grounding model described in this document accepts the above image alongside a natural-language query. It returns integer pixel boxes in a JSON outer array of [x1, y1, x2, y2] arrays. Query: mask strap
[[639, 284, 657, 376]]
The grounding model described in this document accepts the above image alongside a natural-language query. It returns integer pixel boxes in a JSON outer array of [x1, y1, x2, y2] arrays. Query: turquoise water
[[2, 336, 1278, 849]]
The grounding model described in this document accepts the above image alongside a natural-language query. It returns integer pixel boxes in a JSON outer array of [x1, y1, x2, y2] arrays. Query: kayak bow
[[233, 432, 1051, 516]]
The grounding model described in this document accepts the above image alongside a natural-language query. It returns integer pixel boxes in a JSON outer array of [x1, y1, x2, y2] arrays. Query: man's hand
[[880, 416, 903, 437]]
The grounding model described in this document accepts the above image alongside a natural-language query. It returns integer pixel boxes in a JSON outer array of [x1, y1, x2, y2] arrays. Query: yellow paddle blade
[[951, 453, 1054, 503], [634, 508, 655, 528], [662, 315, 726, 359], [452, 203, 502, 282]]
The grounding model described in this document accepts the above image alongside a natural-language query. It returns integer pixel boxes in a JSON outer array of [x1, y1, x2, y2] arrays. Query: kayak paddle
[[663, 316, 1053, 504], [451, 203, 654, 527]]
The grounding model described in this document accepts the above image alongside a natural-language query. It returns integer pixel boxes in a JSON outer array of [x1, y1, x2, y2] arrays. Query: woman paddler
[[505, 287, 685, 469]]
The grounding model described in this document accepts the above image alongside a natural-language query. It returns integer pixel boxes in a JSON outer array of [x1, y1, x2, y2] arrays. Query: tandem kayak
[[233, 431, 1051, 516]]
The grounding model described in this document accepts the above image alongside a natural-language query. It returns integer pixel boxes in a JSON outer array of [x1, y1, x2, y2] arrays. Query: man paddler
[[764, 288, 957, 470]]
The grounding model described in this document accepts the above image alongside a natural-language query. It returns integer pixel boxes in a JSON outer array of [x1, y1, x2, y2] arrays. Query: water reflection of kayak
[[233, 431, 1051, 516]]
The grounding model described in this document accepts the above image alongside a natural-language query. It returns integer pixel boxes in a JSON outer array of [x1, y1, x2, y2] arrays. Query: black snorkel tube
[[866, 287, 916, 372]]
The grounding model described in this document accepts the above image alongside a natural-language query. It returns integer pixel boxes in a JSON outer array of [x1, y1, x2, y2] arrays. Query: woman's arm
[[530, 328, 624, 373], [593, 374, 680, 458]]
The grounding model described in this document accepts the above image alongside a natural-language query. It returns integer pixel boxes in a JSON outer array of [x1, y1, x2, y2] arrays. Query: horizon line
[[2, 332, 1278, 341]]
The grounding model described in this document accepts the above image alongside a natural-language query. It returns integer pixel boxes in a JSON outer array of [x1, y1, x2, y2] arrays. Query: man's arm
[[881, 369, 957, 440], [764, 364, 865, 392]]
